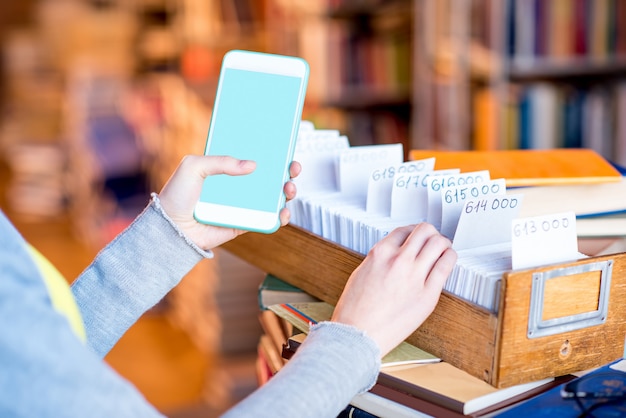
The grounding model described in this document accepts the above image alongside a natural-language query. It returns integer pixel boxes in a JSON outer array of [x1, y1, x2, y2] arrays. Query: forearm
[[71, 194, 212, 357], [223, 321, 381, 418]]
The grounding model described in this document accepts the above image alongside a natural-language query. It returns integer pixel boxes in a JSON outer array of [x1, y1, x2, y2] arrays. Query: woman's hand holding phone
[[193, 50, 309, 233], [159, 155, 301, 251]]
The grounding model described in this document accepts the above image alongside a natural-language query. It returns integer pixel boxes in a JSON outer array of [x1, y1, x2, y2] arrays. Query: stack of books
[[256, 276, 573, 417]]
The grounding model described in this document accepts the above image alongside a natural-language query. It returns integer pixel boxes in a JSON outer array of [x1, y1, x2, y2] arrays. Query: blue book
[[562, 89, 584, 149], [337, 404, 378, 418], [496, 359, 626, 417], [518, 88, 533, 150]]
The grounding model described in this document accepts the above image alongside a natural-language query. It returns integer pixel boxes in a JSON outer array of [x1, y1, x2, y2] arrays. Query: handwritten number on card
[[371, 167, 396, 181], [465, 197, 519, 214], [444, 183, 502, 204], [513, 216, 571, 238], [430, 173, 486, 192]]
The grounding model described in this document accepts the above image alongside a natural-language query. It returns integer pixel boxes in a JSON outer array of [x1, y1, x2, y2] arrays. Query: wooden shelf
[[327, 0, 412, 19], [509, 57, 626, 82], [325, 87, 411, 110]]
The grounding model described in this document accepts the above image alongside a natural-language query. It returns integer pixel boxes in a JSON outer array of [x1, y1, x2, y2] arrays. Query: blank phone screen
[[199, 68, 304, 212]]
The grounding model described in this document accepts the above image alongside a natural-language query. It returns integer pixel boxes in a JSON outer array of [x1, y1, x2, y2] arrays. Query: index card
[[351, 211, 389, 253], [304, 192, 358, 238], [366, 163, 398, 216], [337, 143, 403, 198], [511, 211, 582, 270], [293, 133, 349, 194], [452, 193, 523, 251], [427, 170, 491, 231], [440, 178, 506, 239], [322, 196, 364, 245], [392, 168, 461, 222], [388, 158, 436, 221], [298, 120, 315, 131], [297, 128, 339, 141]]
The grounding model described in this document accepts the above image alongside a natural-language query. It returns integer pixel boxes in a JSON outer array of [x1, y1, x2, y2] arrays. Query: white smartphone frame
[[194, 50, 309, 233]]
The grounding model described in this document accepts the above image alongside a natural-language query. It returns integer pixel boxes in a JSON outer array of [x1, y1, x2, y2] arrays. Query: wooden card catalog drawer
[[221, 225, 626, 388]]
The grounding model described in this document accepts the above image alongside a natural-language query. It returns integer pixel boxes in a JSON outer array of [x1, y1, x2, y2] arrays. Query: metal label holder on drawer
[[527, 260, 612, 339], [221, 224, 626, 388]]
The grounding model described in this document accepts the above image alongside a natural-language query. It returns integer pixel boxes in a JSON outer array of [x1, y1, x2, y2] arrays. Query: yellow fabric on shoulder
[[26, 244, 87, 343]]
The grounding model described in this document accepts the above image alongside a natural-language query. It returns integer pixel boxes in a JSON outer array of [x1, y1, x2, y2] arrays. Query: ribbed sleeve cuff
[[150, 193, 214, 259]]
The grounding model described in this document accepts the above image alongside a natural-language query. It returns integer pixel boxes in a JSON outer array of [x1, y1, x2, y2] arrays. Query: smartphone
[[193, 50, 309, 233]]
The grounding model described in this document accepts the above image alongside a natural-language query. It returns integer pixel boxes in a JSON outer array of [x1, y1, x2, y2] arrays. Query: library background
[[0, 0, 625, 417]]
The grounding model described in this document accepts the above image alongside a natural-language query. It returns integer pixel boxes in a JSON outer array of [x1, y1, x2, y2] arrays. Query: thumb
[[193, 155, 257, 178]]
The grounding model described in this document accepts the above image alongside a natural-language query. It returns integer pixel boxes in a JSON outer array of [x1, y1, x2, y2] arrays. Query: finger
[[279, 207, 291, 226], [284, 180, 297, 201], [377, 224, 416, 248], [366, 225, 414, 260], [413, 234, 454, 284], [189, 155, 257, 178], [289, 161, 302, 179], [422, 247, 457, 294], [397, 223, 440, 258]]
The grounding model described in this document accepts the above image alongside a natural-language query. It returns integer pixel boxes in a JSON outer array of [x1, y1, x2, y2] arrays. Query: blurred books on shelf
[[1, 143, 68, 220], [255, 307, 292, 385], [256, 334, 284, 380], [415, 0, 626, 155], [509, 0, 626, 69], [294, 0, 413, 150], [213, 248, 266, 355]]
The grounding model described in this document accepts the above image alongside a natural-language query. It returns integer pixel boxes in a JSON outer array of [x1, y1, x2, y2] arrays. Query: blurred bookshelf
[[413, 0, 626, 168], [3, 0, 625, 227], [296, 0, 414, 154]]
